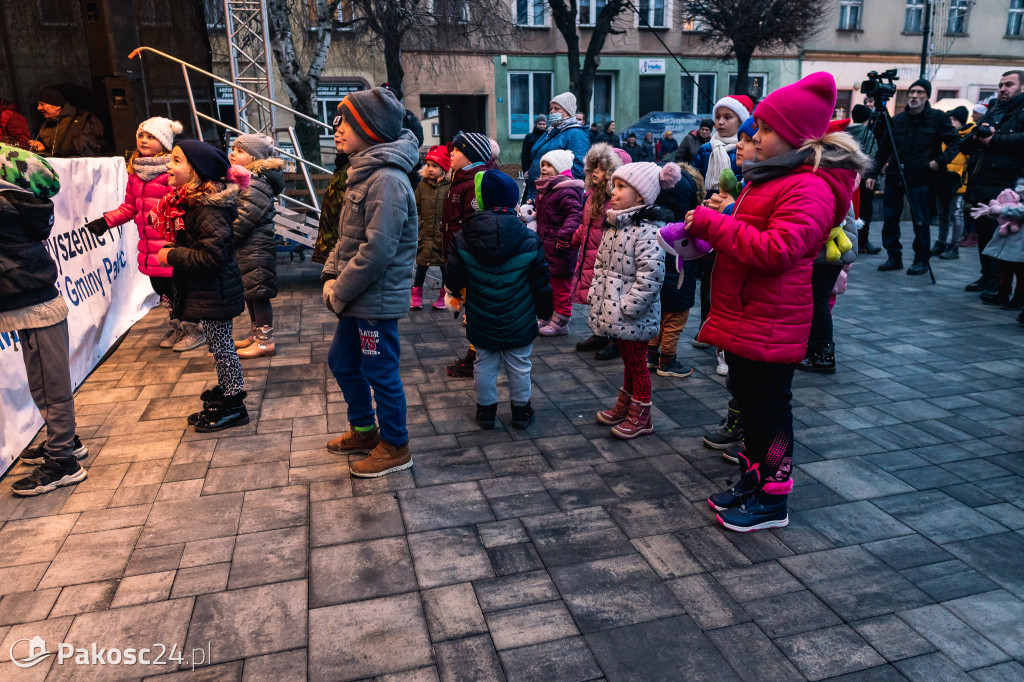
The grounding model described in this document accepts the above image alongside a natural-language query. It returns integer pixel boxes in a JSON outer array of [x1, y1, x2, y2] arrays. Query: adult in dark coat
[[677, 120, 712, 163], [520, 115, 547, 175], [29, 88, 104, 157], [659, 130, 679, 162], [960, 70, 1024, 296], [593, 121, 618, 145]]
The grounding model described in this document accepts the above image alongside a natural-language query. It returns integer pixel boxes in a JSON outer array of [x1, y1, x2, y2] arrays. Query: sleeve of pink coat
[[688, 185, 835, 275], [103, 178, 139, 228]]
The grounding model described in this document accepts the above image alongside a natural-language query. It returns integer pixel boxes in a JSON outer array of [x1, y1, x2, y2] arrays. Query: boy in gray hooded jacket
[[321, 87, 419, 477]]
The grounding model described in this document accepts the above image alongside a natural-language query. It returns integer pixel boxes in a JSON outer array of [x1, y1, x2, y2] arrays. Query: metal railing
[[128, 47, 330, 247]]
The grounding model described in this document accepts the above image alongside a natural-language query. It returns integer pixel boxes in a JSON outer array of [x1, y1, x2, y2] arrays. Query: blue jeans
[[473, 344, 533, 407], [881, 183, 932, 264], [327, 317, 408, 446]]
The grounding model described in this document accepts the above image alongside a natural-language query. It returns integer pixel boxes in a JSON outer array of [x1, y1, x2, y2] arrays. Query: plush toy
[[718, 168, 741, 199], [517, 202, 537, 231], [657, 222, 713, 289], [444, 287, 466, 318], [825, 225, 855, 262], [971, 187, 1024, 237]]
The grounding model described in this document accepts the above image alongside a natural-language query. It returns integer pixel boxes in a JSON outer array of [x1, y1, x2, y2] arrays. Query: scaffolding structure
[[222, 0, 277, 134]]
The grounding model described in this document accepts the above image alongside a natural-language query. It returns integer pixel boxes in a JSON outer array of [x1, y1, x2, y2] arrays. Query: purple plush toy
[[658, 221, 712, 271]]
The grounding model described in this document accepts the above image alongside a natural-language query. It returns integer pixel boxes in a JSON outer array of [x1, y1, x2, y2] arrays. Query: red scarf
[[150, 186, 188, 242]]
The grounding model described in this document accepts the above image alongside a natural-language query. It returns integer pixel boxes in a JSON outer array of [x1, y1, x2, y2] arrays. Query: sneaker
[[11, 460, 87, 496], [930, 240, 946, 256], [511, 401, 535, 429], [647, 347, 660, 369], [938, 244, 959, 259], [160, 323, 186, 349], [328, 425, 381, 454], [704, 408, 742, 449], [576, 335, 609, 352], [538, 315, 569, 336], [19, 436, 89, 465], [476, 403, 497, 430], [410, 286, 423, 310], [657, 355, 693, 378], [708, 468, 759, 511], [721, 445, 744, 464], [717, 490, 789, 532], [173, 323, 206, 352], [715, 349, 729, 376], [350, 440, 412, 478], [691, 339, 711, 349], [447, 348, 476, 378]]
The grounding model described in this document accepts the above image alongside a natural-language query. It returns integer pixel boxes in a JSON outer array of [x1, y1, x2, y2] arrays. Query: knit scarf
[[132, 154, 169, 182], [150, 186, 188, 241], [705, 130, 738, 192]]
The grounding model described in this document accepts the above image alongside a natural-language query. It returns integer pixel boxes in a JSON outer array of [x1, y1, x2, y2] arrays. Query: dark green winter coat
[[444, 207, 553, 351], [234, 158, 284, 300], [414, 170, 448, 267]]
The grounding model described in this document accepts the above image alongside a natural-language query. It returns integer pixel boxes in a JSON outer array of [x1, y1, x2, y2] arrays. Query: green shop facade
[[493, 54, 800, 167]]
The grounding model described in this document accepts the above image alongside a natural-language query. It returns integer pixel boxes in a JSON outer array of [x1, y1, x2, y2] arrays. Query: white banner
[[0, 157, 159, 474]]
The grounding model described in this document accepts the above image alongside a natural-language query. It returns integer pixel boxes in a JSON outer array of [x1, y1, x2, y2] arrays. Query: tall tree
[[684, 0, 825, 96], [547, 0, 631, 120], [266, 0, 343, 163]]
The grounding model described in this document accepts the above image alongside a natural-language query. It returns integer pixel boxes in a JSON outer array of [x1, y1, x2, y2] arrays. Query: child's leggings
[[246, 299, 273, 327], [202, 320, 244, 397], [618, 339, 651, 403], [413, 264, 430, 289], [551, 277, 573, 318], [725, 352, 794, 489]]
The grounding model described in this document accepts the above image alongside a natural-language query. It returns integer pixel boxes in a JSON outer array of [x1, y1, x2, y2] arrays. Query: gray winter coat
[[322, 130, 419, 320], [587, 204, 668, 341], [234, 158, 284, 300], [813, 203, 858, 265], [982, 205, 1024, 263]]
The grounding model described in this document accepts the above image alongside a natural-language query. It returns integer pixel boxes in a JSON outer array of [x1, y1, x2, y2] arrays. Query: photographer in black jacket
[[960, 70, 1024, 297], [866, 78, 961, 275]]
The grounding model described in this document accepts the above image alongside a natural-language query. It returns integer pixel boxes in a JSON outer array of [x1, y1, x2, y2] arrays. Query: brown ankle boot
[[234, 326, 256, 349], [611, 399, 654, 439], [350, 440, 412, 478], [237, 326, 276, 358], [596, 388, 632, 425], [327, 425, 380, 454]]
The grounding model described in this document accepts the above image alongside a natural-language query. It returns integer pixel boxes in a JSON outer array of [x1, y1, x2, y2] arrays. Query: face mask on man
[[548, 113, 563, 125]]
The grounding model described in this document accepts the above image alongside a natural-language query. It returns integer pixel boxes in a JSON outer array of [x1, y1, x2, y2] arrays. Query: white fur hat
[[137, 117, 183, 153], [541, 149, 574, 175], [612, 162, 682, 205], [550, 92, 578, 118]]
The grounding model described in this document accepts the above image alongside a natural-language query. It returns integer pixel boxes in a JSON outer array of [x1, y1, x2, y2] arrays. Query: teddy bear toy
[[971, 186, 1024, 237], [517, 202, 537, 231]]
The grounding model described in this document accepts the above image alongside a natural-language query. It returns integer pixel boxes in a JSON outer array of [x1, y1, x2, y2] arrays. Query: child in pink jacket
[[86, 117, 188, 349], [684, 73, 868, 532]]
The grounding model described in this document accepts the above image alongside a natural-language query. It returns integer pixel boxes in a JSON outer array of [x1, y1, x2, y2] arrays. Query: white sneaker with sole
[[715, 349, 729, 376]]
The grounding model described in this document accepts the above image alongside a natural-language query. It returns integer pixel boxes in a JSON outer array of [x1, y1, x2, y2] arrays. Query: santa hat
[[541, 149, 574, 175], [425, 145, 451, 172], [138, 117, 183, 153], [753, 72, 837, 148], [713, 95, 754, 122], [612, 162, 682, 205], [973, 101, 989, 115]]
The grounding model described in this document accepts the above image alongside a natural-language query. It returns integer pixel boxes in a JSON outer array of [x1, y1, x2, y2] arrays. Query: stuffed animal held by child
[[517, 202, 537, 232], [657, 221, 713, 290], [718, 168, 741, 200], [971, 187, 1024, 237]]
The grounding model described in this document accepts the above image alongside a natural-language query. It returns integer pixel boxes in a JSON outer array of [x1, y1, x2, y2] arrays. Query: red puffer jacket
[[440, 159, 497, 259], [688, 149, 861, 363], [104, 161, 174, 278], [570, 192, 610, 304]]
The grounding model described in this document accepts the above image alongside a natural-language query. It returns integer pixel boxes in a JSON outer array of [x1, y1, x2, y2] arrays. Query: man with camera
[[866, 78, 961, 275], [960, 70, 1024, 297]]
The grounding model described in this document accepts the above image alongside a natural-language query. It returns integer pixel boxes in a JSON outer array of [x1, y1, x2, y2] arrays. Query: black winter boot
[[796, 342, 836, 374], [595, 343, 621, 361], [447, 348, 476, 378], [476, 403, 497, 430], [576, 335, 609, 352], [188, 386, 232, 425], [511, 401, 535, 429], [194, 392, 250, 433], [858, 229, 881, 255]]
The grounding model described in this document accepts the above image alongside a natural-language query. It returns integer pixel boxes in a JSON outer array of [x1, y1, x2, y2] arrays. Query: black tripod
[[867, 99, 937, 284]]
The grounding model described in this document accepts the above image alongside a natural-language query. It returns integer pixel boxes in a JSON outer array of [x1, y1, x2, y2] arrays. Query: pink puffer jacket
[[688, 160, 857, 363], [570, 192, 611, 305], [104, 169, 174, 278]]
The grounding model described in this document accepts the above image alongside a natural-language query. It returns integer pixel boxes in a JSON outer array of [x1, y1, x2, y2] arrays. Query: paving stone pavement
[[2, 251, 1024, 681]]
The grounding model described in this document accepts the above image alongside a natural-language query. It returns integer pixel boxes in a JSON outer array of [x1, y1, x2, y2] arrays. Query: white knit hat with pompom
[[137, 117, 183, 153], [612, 162, 682, 204]]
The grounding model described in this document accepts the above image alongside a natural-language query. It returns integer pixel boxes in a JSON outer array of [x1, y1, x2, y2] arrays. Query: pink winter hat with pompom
[[753, 72, 837, 148], [612, 162, 682, 205]]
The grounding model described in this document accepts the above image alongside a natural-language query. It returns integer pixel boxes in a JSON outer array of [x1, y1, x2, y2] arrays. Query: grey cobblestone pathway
[[1, 251, 1022, 681]]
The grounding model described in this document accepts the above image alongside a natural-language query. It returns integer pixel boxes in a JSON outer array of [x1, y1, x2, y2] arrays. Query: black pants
[[246, 299, 273, 327], [975, 215, 999, 283], [809, 263, 843, 347], [882, 183, 931, 264], [693, 253, 715, 326], [858, 179, 874, 235], [726, 352, 794, 484]]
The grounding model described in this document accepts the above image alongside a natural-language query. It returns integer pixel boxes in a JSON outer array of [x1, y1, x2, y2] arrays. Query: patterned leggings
[[618, 339, 651, 403], [202, 320, 244, 397]]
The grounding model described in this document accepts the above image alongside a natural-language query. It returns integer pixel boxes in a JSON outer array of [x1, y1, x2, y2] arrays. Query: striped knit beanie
[[453, 132, 492, 165], [612, 161, 682, 205], [0, 144, 60, 199], [339, 87, 404, 144]]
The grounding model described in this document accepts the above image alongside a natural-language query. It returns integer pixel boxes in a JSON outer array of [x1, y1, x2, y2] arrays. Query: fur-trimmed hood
[[584, 143, 624, 192], [246, 157, 285, 196], [194, 183, 239, 208]]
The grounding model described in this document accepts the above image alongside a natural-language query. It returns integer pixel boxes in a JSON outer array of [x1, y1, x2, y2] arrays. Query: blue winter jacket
[[525, 122, 591, 200]]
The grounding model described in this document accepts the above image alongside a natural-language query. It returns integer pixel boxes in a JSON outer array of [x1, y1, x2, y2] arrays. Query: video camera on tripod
[[860, 69, 899, 103]]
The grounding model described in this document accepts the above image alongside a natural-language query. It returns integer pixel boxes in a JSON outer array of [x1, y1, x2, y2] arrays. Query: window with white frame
[[508, 72, 553, 138], [637, 0, 670, 28], [590, 74, 615, 127], [517, 0, 546, 27], [904, 0, 924, 33], [838, 0, 862, 30], [728, 74, 767, 101], [579, 0, 608, 26], [1008, 0, 1023, 35], [681, 73, 716, 115], [946, 0, 970, 34]]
